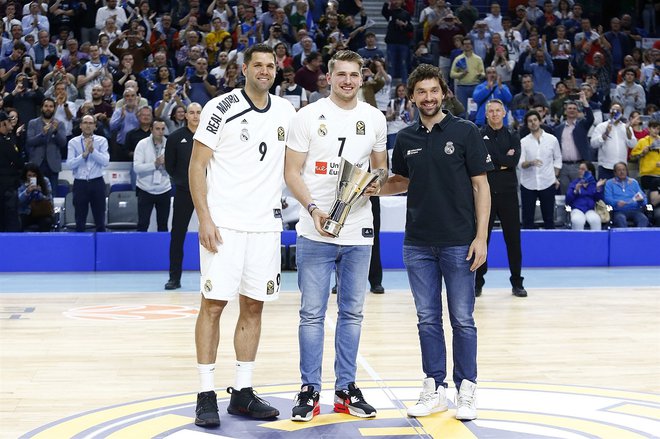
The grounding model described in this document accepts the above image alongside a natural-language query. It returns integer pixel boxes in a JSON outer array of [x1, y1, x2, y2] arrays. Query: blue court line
[[0, 267, 658, 294]]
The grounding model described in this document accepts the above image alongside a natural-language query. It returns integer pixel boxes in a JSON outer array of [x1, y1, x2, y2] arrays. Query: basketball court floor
[[1, 267, 659, 438]]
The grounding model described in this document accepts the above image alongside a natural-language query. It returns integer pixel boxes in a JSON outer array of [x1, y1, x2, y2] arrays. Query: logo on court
[[63, 304, 198, 321], [22, 381, 660, 438]]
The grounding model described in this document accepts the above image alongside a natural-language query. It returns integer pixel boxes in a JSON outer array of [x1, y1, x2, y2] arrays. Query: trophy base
[[322, 220, 342, 237]]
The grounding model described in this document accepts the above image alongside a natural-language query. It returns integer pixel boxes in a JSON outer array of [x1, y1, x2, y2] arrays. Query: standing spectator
[[109, 88, 141, 161], [25, 98, 67, 189], [3, 72, 44, 127], [294, 51, 324, 94], [429, 13, 463, 82], [77, 44, 111, 102], [164, 103, 202, 290], [17, 162, 54, 232], [549, 25, 571, 79], [380, 64, 491, 421], [566, 160, 606, 230], [357, 32, 385, 61], [554, 93, 594, 193], [21, 1, 50, 37], [604, 18, 634, 82], [472, 67, 512, 127], [308, 74, 330, 103], [385, 83, 414, 150], [524, 49, 554, 101], [150, 14, 179, 60], [590, 103, 637, 180], [276, 66, 308, 110], [484, 2, 503, 34], [0, 42, 27, 92], [604, 162, 649, 228], [0, 111, 24, 232], [133, 119, 171, 232], [450, 38, 485, 117], [519, 110, 562, 229], [65, 115, 109, 232], [382, 0, 413, 83], [510, 74, 549, 124], [95, 0, 128, 32], [456, 0, 479, 36], [52, 80, 76, 139], [285, 49, 387, 422], [476, 99, 526, 298], [123, 105, 153, 162], [109, 30, 152, 73], [630, 120, 660, 191], [77, 0, 101, 45], [491, 45, 515, 86], [186, 58, 217, 107], [613, 68, 646, 118], [112, 53, 147, 98]]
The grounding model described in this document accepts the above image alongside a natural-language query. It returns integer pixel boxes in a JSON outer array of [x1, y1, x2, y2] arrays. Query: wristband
[[307, 202, 317, 215]]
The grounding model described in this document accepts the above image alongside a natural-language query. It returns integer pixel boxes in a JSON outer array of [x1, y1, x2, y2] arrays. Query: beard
[[416, 102, 441, 118], [42, 110, 54, 119]]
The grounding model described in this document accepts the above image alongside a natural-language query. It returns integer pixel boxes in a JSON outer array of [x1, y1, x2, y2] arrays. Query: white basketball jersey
[[82, 62, 105, 101], [287, 97, 387, 245], [194, 89, 297, 232]]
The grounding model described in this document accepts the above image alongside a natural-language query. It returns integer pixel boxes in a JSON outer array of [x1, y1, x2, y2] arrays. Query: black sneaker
[[475, 287, 482, 297], [195, 390, 220, 427], [334, 383, 376, 418], [512, 286, 528, 297], [291, 385, 320, 422], [164, 279, 181, 290], [226, 386, 280, 419]]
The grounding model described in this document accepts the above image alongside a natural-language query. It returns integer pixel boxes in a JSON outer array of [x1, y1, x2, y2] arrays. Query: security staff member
[[163, 103, 202, 290], [0, 111, 25, 232], [476, 99, 527, 298]]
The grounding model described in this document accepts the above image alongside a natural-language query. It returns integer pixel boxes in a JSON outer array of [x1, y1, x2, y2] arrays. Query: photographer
[[275, 66, 307, 110], [591, 103, 637, 180], [0, 42, 28, 91], [17, 163, 54, 232], [3, 72, 44, 127]]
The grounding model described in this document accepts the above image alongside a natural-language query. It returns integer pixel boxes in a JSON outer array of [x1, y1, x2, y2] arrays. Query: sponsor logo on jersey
[[315, 161, 328, 174], [356, 121, 365, 135], [204, 280, 212, 293], [277, 126, 285, 141], [215, 94, 240, 114], [273, 208, 282, 218], [444, 141, 455, 155], [266, 280, 275, 295], [240, 128, 249, 142], [406, 148, 422, 157], [318, 124, 327, 136], [205, 113, 222, 134], [362, 228, 374, 238]]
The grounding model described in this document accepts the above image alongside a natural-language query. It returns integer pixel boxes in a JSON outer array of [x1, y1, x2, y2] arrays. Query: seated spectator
[[629, 111, 649, 141], [650, 187, 660, 226], [604, 162, 649, 228], [292, 35, 315, 70], [565, 161, 606, 230], [0, 41, 27, 92], [630, 120, 660, 191], [29, 30, 58, 71], [17, 162, 53, 232], [411, 41, 434, 69], [309, 73, 330, 103], [613, 68, 646, 118], [472, 67, 512, 126], [154, 83, 191, 124]]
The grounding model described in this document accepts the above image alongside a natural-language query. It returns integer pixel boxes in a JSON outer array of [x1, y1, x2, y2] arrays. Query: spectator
[[78, 0, 101, 45], [154, 83, 191, 125], [629, 111, 648, 141], [650, 187, 660, 226], [98, 33, 119, 69], [550, 24, 571, 79], [428, 13, 463, 82], [0, 111, 25, 232], [565, 160, 606, 230], [101, 77, 116, 106], [25, 98, 67, 189], [112, 53, 147, 98], [382, 0, 413, 83], [133, 119, 171, 232], [616, 54, 641, 84], [150, 14, 179, 60], [511, 74, 549, 124], [604, 18, 634, 81], [554, 93, 594, 193], [385, 83, 414, 150], [360, 61, 385, 108], [535, 0, 558, 41], [456, 0, 478, 35], [52, 80, 76, 139], [276, 66, 308, 110], [484, 2, 503, 34], [308, 73, 330, 103], [3, 72, 44, 126], [525, 0, 543, 23], [210, 51, 230, 82], [524, 49, 554, 101], [357, 32, 385, 61], [124, 105, 153, 162], [491, 44, 515, 86], [274, 42, 293, 71], [469, 20, 491, 61], [549, 81, 570, 123], [291, 30, 317, 59], [217, 62, 242, 94], [372, 58, 392, 114], [590, 103, 637, 180], [147, 65, 174, 106], [519, 110, 562, 229], [21, 1, 50, 37], [295, 51, 323, 94], [411, 41, 433, 69], [512, 5, 532, 41], [165, 104, 186, 135], [109, 88, 141, 161], [61, 38, 90, 71], [500, 16, 522, 63], [293, 35, 315, 70], [17, 161, 54, 231], [472, 67, 512, 127], [64, 115, 109, 232], [109, 30, 151, 73], [0, 41, 27, 92], [29, 30, 58, 71], [613, 68, 646, 118], [186, 57, 217, 107], [450, 38, 485, 117], [95, 0, 128, 32], [630, 120, 660, 191], [604, 162, 649, 228], [77, 44, 111, 102], [76, 84, 113, 136]]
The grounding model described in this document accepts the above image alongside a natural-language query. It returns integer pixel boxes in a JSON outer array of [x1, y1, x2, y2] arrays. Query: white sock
[[198, 363, 215, 392], [235, 361, 254, 389]]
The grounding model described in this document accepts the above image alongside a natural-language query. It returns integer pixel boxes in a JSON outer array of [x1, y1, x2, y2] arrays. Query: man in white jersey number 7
[[284, 50, 389, 422], [189, 44, 296, 428]]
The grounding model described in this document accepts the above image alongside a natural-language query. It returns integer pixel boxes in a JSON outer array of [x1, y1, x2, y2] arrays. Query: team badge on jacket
[[444, 141, 454, 155]]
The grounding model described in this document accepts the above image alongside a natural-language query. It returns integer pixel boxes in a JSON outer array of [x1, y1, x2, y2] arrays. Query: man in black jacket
[[0, 111, 25, 232], [476, 100, 527, 298], [163, 103, 202, 290], [382, 0, 413, 83]]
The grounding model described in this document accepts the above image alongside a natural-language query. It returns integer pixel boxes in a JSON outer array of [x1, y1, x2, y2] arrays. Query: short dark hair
[[406, 64, 449, 98], [524, 110, 541, 126], [648, 120, 660, 129], [243, 43, 276, 65]]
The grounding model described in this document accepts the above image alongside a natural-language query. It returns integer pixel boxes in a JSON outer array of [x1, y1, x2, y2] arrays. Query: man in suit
[[25, 98, 67, 189], [553, 91, 594, 194]]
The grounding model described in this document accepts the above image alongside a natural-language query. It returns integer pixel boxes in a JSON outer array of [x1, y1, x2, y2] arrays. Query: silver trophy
[[322, 158, 378, 237]]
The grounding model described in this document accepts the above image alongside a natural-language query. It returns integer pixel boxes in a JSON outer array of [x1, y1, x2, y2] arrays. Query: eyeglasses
[[8, 116, 17, 120]]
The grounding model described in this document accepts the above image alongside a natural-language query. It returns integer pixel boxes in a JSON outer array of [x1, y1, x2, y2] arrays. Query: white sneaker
[[455, 379, 477, 420], [407, 377, 448, 417]]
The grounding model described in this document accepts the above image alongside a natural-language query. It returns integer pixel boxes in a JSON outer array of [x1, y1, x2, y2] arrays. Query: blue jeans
[[455, 84, 476, 119], [403, 244, 477, 390], [387, 44, 410, 83], [611, 210, 649, 228], [297, 236, 372, 391]]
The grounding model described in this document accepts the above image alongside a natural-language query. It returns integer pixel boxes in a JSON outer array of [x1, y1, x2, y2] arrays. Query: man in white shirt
[[590, 103, 637, 180], [133, 119, 171, 231], [285, 49, 388, 422], [21, 2, 49, 38], [95, 0, 127, 31], [484, 2, 503, 33], [519, 110, 562, 229]]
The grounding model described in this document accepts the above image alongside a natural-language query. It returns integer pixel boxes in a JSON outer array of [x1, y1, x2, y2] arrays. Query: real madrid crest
[[356, 121, 365, 135], [318, 124, 327, 137], [266, 280, 275, 295], [277, 126, 285, 141], [204, 280, 212, 293], [444, 141, 454, 155], [240, 128, 249, 142]]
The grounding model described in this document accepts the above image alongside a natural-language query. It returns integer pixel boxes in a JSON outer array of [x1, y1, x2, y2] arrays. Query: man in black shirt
[[0, 111, 25, 232], [476, 99, 527, 298], [380, 64, 492, 421], [164, 103, 202, 290]]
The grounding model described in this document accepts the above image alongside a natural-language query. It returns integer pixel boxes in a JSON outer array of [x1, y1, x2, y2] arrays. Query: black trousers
[[168, 187, 195, 281], [73, 177, 106, 232], [521, 184, 556, 230], [368, 196, 382, 288], [136, 187, 171, 232], [476, 191, 523, 290], [0, 186, 20, 232]]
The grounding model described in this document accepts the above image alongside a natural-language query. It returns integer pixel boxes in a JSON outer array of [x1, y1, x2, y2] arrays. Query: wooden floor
[[1, 280, 659, 438]]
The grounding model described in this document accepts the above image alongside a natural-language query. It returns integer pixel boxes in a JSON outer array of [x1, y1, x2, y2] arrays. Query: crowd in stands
[[0, 0, 659, 233]]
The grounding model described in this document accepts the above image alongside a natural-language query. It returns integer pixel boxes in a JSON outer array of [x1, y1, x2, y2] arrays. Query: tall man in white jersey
[[189, 44, 296, 428], [284, 50, 389, 422]]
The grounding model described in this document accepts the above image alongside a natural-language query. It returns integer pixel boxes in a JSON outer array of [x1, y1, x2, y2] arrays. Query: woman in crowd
[[166, 104, 187, 134], [217, 62, 242, 94], [17, 163, 54, 232], [148, 65, 174, 106], [566, 161, 606, 230], [385, 83, 415, 150]]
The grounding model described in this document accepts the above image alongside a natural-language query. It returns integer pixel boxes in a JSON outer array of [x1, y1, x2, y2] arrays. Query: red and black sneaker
[[334, 383, 376, 418], [291, 385, 320, 422]]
